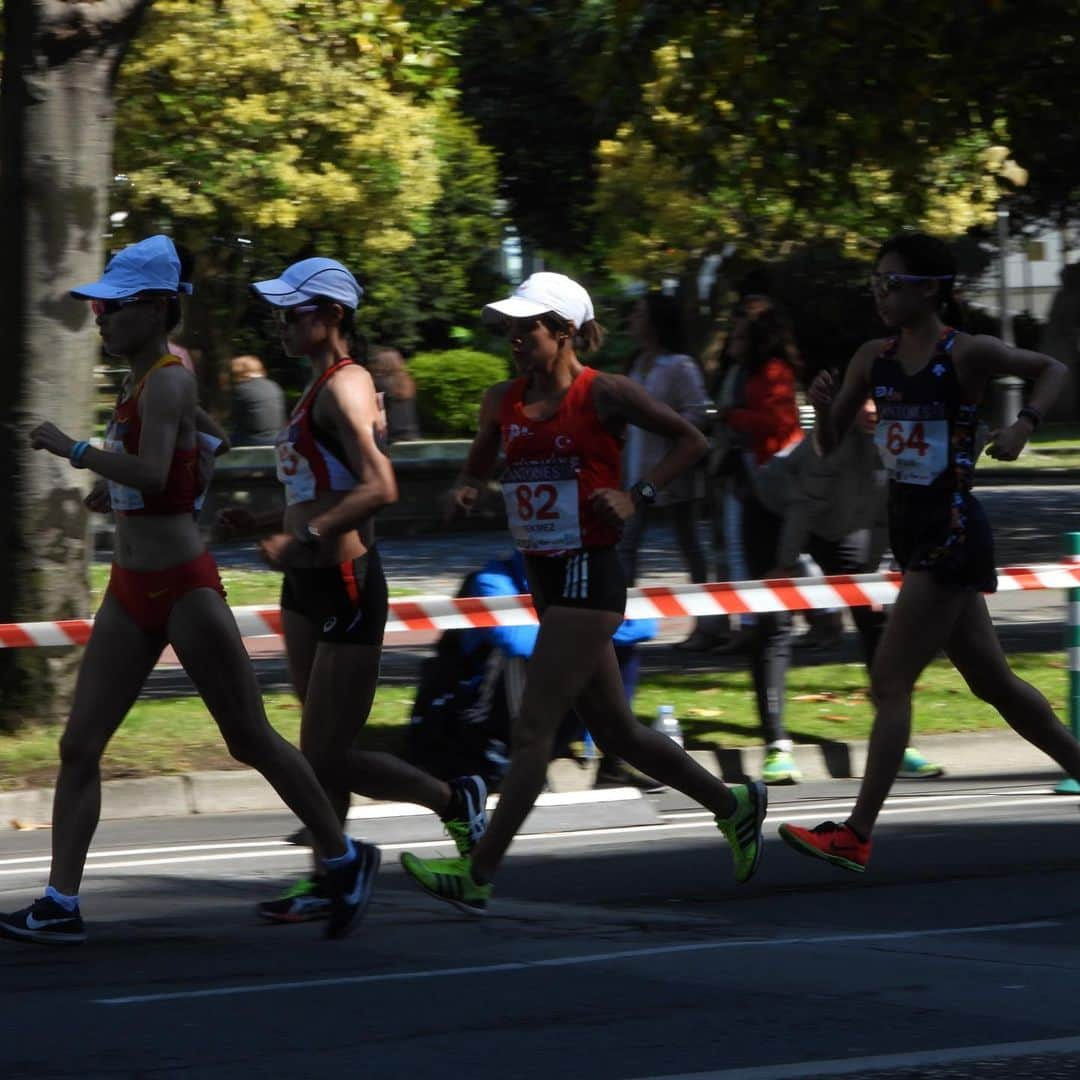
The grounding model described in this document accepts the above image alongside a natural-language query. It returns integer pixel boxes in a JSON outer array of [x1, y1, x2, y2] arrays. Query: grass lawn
[[88, 564, 420, 609], [0, 653, 1066, 791]]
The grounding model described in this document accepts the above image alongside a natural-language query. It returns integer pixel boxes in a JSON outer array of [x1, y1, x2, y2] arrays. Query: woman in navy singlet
[[780, 232, 1080, 872], [399, 272, 770, 914], [2, 238, 369, 946], [218, 258, 488, 925]]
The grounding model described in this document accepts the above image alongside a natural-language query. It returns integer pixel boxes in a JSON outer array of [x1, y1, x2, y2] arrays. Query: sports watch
[[631, 479, 657, 506]]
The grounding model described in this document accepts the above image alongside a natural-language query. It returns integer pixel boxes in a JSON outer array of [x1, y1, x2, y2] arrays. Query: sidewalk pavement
[[0, 730, 1066, 837]]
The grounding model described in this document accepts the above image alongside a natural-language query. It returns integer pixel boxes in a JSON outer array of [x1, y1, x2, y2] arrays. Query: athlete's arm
[[813, 342, 876, 453], [958, 335, 1066, 460], [307, 364, 399, 539], [451, 381, 509, 517], [196, 407, 231, 455], [591, 372, 707, 525], [75, 365, 194, 493]]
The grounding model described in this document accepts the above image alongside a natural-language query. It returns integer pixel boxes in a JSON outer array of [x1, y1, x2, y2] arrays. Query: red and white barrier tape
[[3, 561, 1080, 649]]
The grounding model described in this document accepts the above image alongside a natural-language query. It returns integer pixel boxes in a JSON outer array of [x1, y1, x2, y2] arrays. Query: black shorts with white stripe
[[524, 546, 627, 616]]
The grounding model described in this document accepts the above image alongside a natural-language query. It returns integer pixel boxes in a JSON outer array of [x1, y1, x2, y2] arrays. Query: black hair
[[311, 295, 365, 360], [164, 244, 195, 332], [739, 297, 800, 376], [876, 231, 964, 328], [641, 293, 685, 353]]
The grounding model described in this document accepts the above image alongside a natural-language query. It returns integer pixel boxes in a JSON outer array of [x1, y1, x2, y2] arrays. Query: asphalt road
[[2, 776, 1080, 1079]]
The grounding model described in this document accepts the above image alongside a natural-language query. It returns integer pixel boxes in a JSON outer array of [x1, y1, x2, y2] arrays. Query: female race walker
[[779, 231, 1080, 872], [218, 258, 487, 924], [0, 236, 373, 946], [399, 271, 767, 913]]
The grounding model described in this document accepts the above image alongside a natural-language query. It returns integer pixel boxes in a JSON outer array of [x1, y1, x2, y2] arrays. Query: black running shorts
[[888, 486, 997, 593], [524, 545, 627, 615], [280, 546, 389, 644]]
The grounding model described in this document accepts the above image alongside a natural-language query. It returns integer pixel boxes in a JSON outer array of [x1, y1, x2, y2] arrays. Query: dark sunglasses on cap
[[273, 303, 321, 326], [869, 272, 954, 295], [89, 295, 162, 316]]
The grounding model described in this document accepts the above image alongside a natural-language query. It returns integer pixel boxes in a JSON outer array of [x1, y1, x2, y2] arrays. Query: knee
[[964, 669, 1020, 710], [222, 724, 268, 768], [57, 726, 105, 777], [868, 668, 914, 708]]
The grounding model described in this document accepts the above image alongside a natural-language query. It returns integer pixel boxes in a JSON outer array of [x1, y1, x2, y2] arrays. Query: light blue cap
[[251, 257, 363, 310], [69, 235, 193, 299]]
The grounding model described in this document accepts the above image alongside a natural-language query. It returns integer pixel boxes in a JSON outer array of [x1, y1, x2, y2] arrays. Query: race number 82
[[514, 483, 559, 521]]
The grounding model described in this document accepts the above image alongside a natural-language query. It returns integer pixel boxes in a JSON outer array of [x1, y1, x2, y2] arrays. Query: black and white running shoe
[[0, 896, 86, 946], [442, 775, 489, 856], [323, 840, 380, 940]]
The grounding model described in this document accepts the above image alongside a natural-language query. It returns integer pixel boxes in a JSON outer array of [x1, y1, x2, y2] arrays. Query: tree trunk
[[0, 0, 153, 730]]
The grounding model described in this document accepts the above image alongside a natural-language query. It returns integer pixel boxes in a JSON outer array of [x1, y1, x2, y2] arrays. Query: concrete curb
[[0, 731, 1065, 832]]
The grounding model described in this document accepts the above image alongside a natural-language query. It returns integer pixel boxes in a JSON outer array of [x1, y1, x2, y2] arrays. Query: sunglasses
[[869, 272, 954, 295], [89, 295, 156, 317], [273, 304, 320, 326]]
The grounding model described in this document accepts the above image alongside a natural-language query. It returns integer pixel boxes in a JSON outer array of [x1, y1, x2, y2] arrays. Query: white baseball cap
[[70, 235, 193, 299], [483, 272, 595, 328], [251, 257, 363, 310]]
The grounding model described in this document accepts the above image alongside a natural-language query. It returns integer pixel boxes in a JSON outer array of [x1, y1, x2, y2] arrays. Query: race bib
[[103, 424, 144, 511], [875, 418, 948, 486], [276, 428, 316, 505], [502, 478, 582, 552]]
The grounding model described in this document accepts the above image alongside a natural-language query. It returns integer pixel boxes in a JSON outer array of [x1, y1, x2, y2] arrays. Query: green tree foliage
[[410, 348, 507, 436], [111, 0, 500, 390]]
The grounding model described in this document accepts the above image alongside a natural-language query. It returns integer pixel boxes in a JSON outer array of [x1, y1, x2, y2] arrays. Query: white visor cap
[[483, 272, 595, 329]]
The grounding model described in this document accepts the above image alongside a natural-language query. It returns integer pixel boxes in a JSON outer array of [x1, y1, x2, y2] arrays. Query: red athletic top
[[499, 366, 623, 555], [275, 358, 359, 505], [103, 356, 201, 517]]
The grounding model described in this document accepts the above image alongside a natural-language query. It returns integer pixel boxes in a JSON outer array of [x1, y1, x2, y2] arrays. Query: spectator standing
[[619, 294, 721, 650], [368, 346, 421, 443], [228, 354, 286, 446], [714, 296, 805, 784]]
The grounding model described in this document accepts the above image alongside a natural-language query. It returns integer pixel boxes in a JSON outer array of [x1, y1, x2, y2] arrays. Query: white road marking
[[637, 1033, 1080, 1079], [0, 793, 1073, 879], [94, 919, 1057, 1006]]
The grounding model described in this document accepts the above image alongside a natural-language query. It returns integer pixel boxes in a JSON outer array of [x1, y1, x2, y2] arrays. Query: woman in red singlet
[[400, 272, 769, 913], [780, 232, 1080, 872], [218, 258, 488, 925], [0, 237, 372, 947]]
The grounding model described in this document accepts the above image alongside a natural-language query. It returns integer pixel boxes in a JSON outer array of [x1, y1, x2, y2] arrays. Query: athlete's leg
[[49, 593, 165, 894], [167, 588, 347, 858], [468, 606, 624, 882], [847, 571, 969, 837], [574, 645, 737, 816], [946, 593, 1080, 779], [282, 608, 319, 705], [302, 641, 451, 838]]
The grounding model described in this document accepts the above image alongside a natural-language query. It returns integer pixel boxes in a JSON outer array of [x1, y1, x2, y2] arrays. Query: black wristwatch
[[296, 522, 322, 549], [631, 479, 657, 506]]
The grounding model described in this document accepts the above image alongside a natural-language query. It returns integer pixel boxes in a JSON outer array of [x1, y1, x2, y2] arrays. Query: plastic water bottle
[[653, 704, 683, 749]]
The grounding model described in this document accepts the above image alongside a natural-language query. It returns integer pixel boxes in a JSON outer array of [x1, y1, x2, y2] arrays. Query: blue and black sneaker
[[0, 896, 86, 946], [322, 840, 380, 940]]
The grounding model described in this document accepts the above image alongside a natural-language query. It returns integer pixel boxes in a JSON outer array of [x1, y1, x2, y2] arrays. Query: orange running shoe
[[778, 820, 870, 872]]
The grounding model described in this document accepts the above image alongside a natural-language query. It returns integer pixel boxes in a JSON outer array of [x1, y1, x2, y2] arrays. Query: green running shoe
[[897, 747, 945, 779], [761, 748, 802, 785], [715, 781, 768, 884], [399, 853, 492, 915]]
